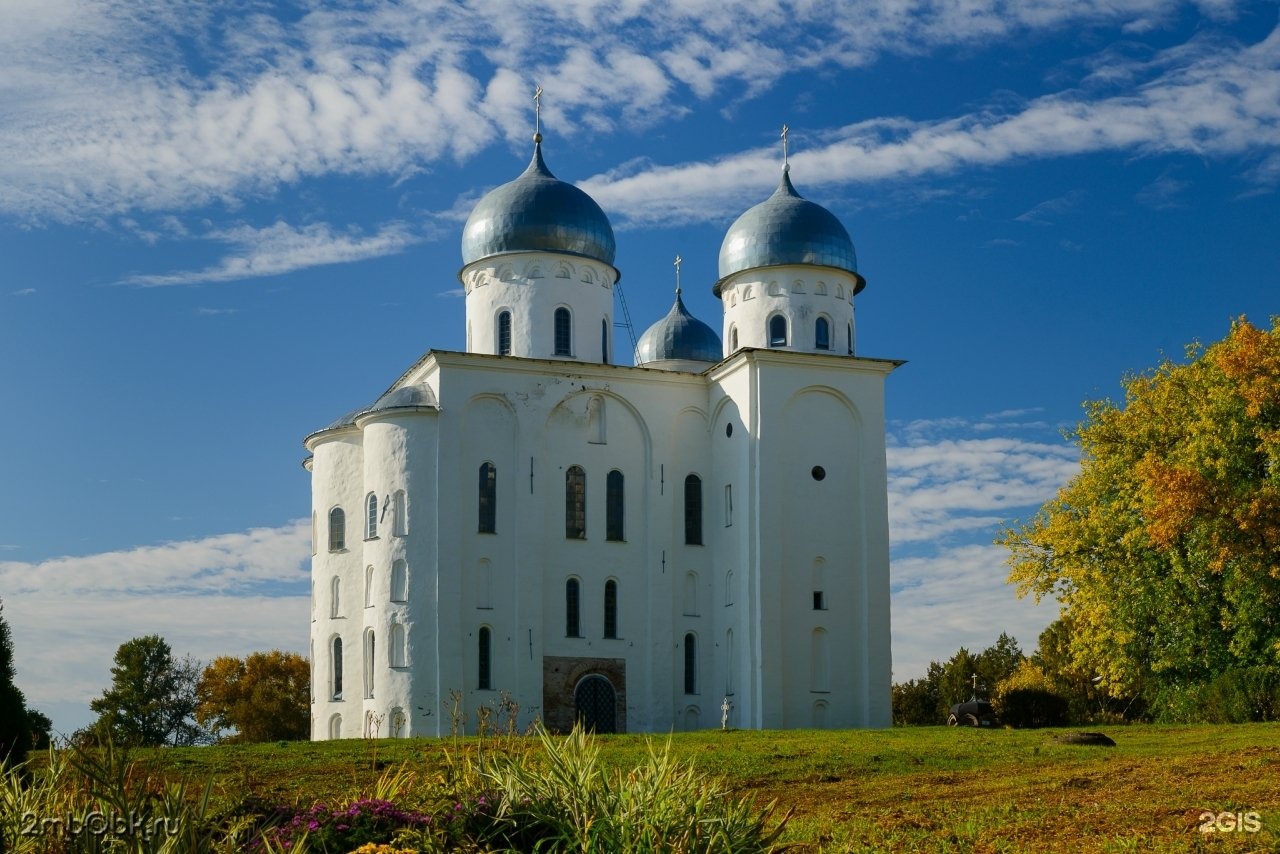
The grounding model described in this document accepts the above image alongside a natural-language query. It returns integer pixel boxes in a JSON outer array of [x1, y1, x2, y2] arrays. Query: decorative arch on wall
[[390, 559, 407, 602], [389, 622, 407, 668]]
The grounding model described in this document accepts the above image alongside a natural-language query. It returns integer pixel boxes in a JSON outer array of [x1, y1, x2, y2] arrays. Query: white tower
[[715, 163, 865, 358], [459, 136, 619, 364]]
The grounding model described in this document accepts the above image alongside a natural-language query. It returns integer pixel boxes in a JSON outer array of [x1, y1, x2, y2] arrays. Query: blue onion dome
[[366, 383, 438, 413], [636, 291, 723, 365], [461, 141, 616, 268], [714, 167, 864, 295]]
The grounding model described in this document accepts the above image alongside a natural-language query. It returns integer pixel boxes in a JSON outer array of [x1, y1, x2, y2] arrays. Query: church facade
[[305, 135, 897, 738]]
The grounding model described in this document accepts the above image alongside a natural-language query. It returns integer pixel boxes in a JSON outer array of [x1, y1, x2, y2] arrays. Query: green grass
[[15, 723, 1280, 852]]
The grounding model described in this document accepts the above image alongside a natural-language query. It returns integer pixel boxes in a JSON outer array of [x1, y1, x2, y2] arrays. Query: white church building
[[304, 131, 898, 738]]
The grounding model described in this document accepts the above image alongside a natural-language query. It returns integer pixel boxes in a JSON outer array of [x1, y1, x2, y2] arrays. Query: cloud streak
[[0, 1, 1267, 225], [118, 221, 420, 286]]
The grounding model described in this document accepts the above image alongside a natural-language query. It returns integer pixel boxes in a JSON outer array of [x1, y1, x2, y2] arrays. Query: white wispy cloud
[[0, 0, 1262, 223], [118, 221, 420, 286], [886, 413, 1077, 678], [586, 24, 1280, 225], [1, 521, 311, 736]]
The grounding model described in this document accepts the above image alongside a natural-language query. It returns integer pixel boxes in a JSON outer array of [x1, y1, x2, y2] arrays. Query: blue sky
[[2, 0, 1278, 736]]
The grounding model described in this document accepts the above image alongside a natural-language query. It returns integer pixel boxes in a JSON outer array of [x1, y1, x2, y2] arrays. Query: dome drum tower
[[715, 167, 865, 358], [460, 142, 618, 363]]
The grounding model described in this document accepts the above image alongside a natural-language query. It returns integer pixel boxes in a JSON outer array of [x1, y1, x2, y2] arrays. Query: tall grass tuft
[[478, 724, 792, 852]]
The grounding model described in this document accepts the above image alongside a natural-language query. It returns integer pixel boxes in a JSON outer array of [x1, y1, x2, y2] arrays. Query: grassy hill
[[7, 723, 1279, 851]]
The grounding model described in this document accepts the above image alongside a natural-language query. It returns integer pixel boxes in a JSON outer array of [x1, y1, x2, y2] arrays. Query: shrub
[[1204, 667, 1280, 723], [993, 661, 1070, 727]]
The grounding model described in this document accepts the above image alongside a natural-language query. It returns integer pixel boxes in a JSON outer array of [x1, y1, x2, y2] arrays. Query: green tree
[[891, 635, 1026, 725], [0, 598, 35, 763], [89, 635, 207, 746], [195, 650, 310, 742], [1002, 318, 1280, 713]]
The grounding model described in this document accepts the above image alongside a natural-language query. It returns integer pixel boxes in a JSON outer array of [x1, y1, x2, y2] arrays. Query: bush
[[1204, 667, 1280, 723], [997, 688, 1070, 728]]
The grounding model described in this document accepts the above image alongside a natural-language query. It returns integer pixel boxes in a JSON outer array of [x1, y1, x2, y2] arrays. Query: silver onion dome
[[635, 292, 722, 366], [715, 167, 862, 293], [461, 142, 616, 268]]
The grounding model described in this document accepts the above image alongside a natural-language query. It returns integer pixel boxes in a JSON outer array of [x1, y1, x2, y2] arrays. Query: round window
[[811, 466, 826, 481]]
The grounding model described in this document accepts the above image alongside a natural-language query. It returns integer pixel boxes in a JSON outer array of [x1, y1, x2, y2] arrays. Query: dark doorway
[[574, 674, 617, 733]]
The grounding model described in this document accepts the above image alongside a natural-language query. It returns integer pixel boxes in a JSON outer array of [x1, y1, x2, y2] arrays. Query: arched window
[[389, 623, 407, 667], [393, 489, 407, 536], [565, 465, 586, 539], [363, 629, 375, 698], [554, 307, 572, 356], [683, 633, 698, 694], [478, 627, 492, 690], [364, 565, 374, 608], [330, 576, 341, 618], [815, 317, 830, 350], [331, 637, 343, 700], [496, 310, 512, 356], [478, 462, 497, 533], [601, 317, 610, 363], [329, 713, 342, 740], [847, 322, 853, 355], [604, 579, 618, 638], [606, 469, 624, 541], [365, 493, 378, 539], [390, 559, 407, 602], [566, 578, 581, 637], [328, 507, 345, 551], [729, 324, 738, 351], [684, 475, 702, 545], [768, 314, 788, 347]]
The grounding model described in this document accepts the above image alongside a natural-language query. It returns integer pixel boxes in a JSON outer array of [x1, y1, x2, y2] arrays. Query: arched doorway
[[574, 674, 617, 733]]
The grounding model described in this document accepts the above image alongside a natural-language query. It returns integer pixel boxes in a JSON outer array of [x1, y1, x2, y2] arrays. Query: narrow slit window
[[566, 578, 581, 637], [478, 627, 492, 690], [366, 493, 378, 539], [554, 307, 572, 356], [497, 311, 512, 356], [566, 465, 586, 539], [478, 462, 497, 533], [606, 469, 624, 541], [604, 579, 618, 638], [328, 507, 346, 552], [768, 315, 788, 347], [331, 637, 343, 700], [684, 633, 697, 694], [815, 317, 830, 350], [684, 475, 702, 545]]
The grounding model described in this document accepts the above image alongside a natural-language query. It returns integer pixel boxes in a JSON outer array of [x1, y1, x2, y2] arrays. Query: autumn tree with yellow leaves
[[1001, 318, 1280, 720], [195, 650, 310, 742]]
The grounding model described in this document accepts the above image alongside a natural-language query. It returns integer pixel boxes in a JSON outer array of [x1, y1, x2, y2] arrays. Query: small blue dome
[[367, 383, 438, 412], [716, 168, 861, 289], [461, 143, 616, 267], [636, 292, 722, 366]]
